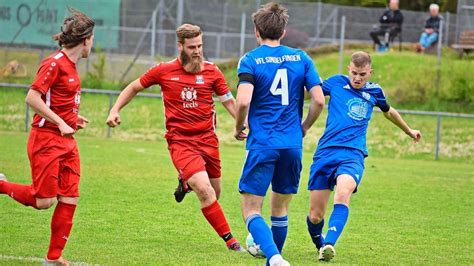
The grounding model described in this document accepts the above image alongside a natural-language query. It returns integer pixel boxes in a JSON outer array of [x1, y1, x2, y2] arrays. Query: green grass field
[[0, 130, 473, 265], [1, 46, 473, 264], [2, 88, 474, 162]]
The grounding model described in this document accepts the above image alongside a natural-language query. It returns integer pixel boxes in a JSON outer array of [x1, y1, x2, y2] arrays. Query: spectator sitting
[[370, 0, 403, 52], [415, 3, 442, 53]]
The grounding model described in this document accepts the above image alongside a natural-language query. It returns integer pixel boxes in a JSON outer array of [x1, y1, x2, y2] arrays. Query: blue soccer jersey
[[317, 74, 390, 156], [237, 45, 322, 150]]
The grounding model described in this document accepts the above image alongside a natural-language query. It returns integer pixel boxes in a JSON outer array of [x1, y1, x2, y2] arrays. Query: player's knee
[[334, 192, 352, 205], [36, 198, 57, 209], [308, 208, 325, 223], [194, 185, 216, 203]]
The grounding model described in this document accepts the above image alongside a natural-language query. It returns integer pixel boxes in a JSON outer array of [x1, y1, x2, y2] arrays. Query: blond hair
[[351, 51, 372, 67], [176, 24, 202, 44]]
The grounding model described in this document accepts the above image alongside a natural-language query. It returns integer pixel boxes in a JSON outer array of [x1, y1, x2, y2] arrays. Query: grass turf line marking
[[0, 255, 96, 265]]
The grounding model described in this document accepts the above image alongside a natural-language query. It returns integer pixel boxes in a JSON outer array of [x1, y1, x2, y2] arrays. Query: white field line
[[0, 255, 97, 265]]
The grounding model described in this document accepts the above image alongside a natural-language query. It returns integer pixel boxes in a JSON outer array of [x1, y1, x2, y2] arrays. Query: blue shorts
[[308, 147, 365, 191], [239, 148, 302, 196]]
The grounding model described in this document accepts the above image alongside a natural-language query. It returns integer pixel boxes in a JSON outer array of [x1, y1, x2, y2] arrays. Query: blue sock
[[324, 204, 349, 246], [271, 215, 288, 253], [246, 214, 279, 261], [306, 216, 325, 249]]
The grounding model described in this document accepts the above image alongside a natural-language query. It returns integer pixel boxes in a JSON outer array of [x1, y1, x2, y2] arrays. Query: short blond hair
[[176, 24, 202, 44], [351, 51, 372, 67]]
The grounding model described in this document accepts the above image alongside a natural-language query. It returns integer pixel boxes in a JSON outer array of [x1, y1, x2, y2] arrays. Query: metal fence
[[2, 83, 473, 161], [1, 0, 473, 83], [2, 1, 471, 58]]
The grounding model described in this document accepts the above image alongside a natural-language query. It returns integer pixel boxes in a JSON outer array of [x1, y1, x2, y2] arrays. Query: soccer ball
[[246, 233, 265, 258]]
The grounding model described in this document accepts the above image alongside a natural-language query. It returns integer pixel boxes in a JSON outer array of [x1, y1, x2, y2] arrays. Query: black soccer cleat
[[174, 178, 190, 203]]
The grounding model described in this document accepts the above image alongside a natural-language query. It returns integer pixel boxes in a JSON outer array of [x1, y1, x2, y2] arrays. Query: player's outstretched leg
[[320, 174, 354, 261], [190, 171, 244, 251], [0, 173, 38, 208]]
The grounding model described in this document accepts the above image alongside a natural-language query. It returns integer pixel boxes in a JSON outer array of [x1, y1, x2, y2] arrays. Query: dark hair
[[53, 7, 95, 48], [252, 2, 289, 40], [176, 24, 202, 44], [351, 51, 372, 67]]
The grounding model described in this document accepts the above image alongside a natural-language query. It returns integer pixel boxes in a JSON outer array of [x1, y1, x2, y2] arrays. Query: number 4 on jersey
[[270, 69, 289, 105]]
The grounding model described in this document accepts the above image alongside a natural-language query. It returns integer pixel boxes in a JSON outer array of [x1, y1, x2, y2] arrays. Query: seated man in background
[[369, 0, 403, 52], [415, 3, 442, 53]]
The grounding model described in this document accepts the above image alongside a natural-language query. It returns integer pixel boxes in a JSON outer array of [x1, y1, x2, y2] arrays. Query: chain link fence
[[0, 0, 472, 82]]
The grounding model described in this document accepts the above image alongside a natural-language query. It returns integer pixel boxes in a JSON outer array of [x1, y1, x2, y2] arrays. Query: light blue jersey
[[317, 74, 389, 156], [237, 44, 322, 150]]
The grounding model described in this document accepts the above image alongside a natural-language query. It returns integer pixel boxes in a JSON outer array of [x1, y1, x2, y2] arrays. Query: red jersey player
[[106, 24, 244, 251], [0, 8, 94, 266]]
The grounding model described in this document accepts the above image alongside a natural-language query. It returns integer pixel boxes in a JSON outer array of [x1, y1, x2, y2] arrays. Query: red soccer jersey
[[139, 59, 231, 140], [30, 51, 81, 132]]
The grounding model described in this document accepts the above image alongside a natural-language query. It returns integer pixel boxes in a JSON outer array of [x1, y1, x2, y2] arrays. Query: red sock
[[47, 201, 77, 260], [201, 200, 232, 239], [0, 181, 37, 208]]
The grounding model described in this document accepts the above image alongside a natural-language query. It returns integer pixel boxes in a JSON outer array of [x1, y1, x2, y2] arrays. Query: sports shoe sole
[[320, 245, 335, 261]]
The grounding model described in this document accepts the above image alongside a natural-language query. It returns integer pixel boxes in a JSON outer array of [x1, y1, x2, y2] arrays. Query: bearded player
[[106, 24, 243, 251]]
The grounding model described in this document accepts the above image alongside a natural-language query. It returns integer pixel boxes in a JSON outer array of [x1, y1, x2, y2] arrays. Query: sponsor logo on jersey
[[171, 76, 180, 81], [343, 84, 350, 90], [347, 98, 369, 121], [181, 87, 198, 109], [69, 78, 75, 83], [195, 75, 204, 84]]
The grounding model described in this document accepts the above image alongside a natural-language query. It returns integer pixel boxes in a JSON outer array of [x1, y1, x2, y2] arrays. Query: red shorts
[[167, 135, 221, 181], [27, 128, 80, 198]]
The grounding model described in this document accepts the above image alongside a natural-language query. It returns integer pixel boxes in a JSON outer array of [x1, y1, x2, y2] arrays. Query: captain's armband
[[218, 91, 234, 102]]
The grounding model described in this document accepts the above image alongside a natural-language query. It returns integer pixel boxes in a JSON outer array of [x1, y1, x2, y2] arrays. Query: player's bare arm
[[383, 107, 422, 142], [106, 79, 145, 127], [25, 89, 75, 136], [301, 85, 325, 137], [219, 95, 237, 119], [234, 83, 254, 140]]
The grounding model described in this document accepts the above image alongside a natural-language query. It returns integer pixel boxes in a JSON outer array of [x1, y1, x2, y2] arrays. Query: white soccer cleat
[[319, 244, 336, 262], [0, 173, 7, 182], [269, 254, 290, 266]]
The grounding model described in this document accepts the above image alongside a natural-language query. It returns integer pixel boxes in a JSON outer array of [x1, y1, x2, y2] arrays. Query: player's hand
[[408, 129, 422, 143], [106, 111, 121, 127], [234, 125, 247, 141], [59, 122, 75, 137], [77, 115, 89, 130]]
